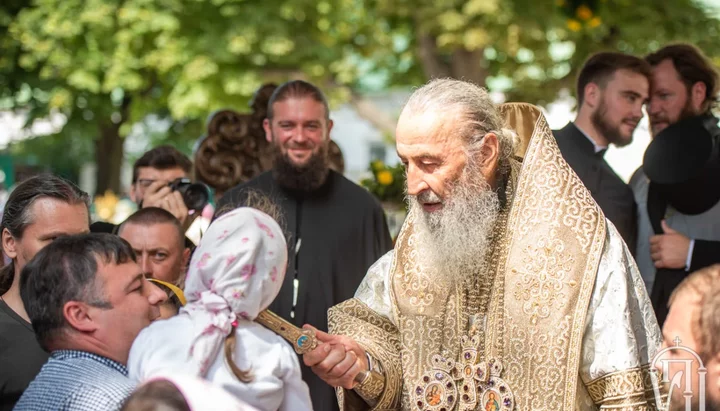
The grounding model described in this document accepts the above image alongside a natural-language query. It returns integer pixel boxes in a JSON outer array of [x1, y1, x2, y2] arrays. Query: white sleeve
[[128, 319, 191, 383], [278, 341, 314, 411], [579, 221, 663, 407], [353, 251, 396, 326], [127, 325, 155, 383]]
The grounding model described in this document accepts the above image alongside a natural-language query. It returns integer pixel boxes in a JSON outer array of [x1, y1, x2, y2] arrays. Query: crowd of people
[[0, 41, 718, 411]]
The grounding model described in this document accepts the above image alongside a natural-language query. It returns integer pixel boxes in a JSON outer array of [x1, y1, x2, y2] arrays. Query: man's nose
[[632, 102, 644, 119], [139, 256, 153, 276], [405, 165, 429, 196], [292, 127, 308, 142], [147, 281, 168, 305], [647, 98, 662, 116]]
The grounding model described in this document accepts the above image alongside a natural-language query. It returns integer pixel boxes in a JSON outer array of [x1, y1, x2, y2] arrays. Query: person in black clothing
[[631, 43, 720, 327], [217, 80, 393, 411], [0, 174, 91, 411], [553, 52, 652, 253], [91, 146, 196, 250]]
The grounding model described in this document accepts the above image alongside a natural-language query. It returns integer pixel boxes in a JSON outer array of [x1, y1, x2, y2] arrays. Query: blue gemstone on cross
[[297, 335, 308, 347]]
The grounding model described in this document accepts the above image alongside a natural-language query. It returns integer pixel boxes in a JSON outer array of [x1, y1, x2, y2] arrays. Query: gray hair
[[403, 78, 519, 173]]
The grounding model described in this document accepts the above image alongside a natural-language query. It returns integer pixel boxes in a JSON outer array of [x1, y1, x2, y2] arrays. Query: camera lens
[[181, 183, 210, 212]]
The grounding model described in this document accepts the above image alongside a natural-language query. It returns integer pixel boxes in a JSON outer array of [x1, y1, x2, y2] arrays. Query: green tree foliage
[[2, 0, 720, 192]]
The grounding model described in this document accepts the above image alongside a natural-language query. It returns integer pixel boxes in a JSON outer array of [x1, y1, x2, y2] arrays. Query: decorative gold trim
[[586, 365, 668, 410], [329, 299, 402, 410], [255, 310, 317, 354], [497, 107, 606, 410], [354, 370, 386, 406]]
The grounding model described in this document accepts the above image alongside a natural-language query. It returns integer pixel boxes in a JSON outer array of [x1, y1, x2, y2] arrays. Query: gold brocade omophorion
[[329, 103, 660, 410]]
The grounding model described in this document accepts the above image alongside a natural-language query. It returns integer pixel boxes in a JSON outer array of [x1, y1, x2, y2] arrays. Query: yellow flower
[[587, 16, 602, 28], [94, 190, 119, 221], [566, 19, 582, 32], [576, 5, 593, 21], [377, 170, 393, 186]]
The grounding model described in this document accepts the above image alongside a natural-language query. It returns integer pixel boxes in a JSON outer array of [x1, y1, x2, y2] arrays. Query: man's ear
[[129, 185, 138, 203], [63, 301, 99, 333], [690, 81, 707, 112], [583, 82, 600, 109], [263, 118, 273, 143], [477, 132, 500, 184], [2, 227, 18, 260], [326, 119, 334, 139]]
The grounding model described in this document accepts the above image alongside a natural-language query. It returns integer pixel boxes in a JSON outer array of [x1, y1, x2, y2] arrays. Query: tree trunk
[[416, 32, 452, 79], [414, 17, 489, 87], [94, 97, 131, 196], [94, 122, 124, 196], [450, 48, 488, 86]]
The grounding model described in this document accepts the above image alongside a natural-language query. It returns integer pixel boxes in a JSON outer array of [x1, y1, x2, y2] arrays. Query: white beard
[[407, 164, 500, 283]]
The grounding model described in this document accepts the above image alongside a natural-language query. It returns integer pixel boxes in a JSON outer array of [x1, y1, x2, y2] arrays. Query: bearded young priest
[[302, 79, 665, 411]]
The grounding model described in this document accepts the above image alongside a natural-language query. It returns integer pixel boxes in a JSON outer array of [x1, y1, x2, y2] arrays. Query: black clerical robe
[[554, 123, 638, 253], [217, 170, 393, 411]]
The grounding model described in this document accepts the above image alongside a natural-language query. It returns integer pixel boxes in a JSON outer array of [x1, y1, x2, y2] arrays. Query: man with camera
[[91, 146, 210, 249]]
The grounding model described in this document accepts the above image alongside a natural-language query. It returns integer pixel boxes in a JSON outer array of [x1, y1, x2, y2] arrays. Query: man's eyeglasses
[[135, 179, 158, 188]]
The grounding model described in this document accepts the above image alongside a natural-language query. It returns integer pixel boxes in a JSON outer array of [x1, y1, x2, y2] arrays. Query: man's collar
[[51, 350, 128, 376], [573, 122, 608, 155]]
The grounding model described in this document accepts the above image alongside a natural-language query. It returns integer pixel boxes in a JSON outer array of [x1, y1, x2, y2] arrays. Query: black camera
[[168, 178, 210, 212]]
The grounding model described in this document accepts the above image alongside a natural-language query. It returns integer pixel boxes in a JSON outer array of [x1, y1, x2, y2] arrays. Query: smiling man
[[216, 80, 392, 411], [553, 52, 651, 253]]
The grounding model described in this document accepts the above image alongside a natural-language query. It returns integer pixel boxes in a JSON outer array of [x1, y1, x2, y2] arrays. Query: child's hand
[[302, 325, 368, 389]]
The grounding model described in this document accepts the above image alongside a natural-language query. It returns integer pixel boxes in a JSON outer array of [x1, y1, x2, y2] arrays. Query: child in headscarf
[[127, 207, 313, 411]]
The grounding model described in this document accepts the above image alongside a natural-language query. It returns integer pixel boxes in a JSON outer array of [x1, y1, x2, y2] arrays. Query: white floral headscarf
[[181, 207, 287, 376]]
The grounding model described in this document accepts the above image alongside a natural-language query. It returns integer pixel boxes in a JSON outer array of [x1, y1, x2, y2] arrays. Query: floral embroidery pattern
[[196, 253, 211, 269], [226, 255, 237, 266], [240, 264, 256, 280], [255, 217, 275, 238], [270, 266, 278, 282], [216, 229, 230, 240]]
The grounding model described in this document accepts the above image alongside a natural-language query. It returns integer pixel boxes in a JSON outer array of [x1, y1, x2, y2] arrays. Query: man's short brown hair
[[119, 207, 184, 249], [645, 43, 719, 113], [576, 51, 652, 107], [668, 264, 720, 362], [132, 146, 193, 183]]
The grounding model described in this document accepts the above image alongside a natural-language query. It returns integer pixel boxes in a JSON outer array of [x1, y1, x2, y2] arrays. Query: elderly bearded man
[[303, 79, 663, 410]]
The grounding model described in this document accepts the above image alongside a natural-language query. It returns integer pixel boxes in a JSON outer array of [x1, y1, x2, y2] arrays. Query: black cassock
[[217, 170, 393, 411], [553, 122, 638, 253]]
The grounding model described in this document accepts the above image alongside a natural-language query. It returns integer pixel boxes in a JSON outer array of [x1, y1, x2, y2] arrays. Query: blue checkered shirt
[[13, 350, 135, 411]]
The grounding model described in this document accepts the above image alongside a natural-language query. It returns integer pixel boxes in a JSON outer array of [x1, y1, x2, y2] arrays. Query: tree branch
[[348, 91, 398, 136]]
